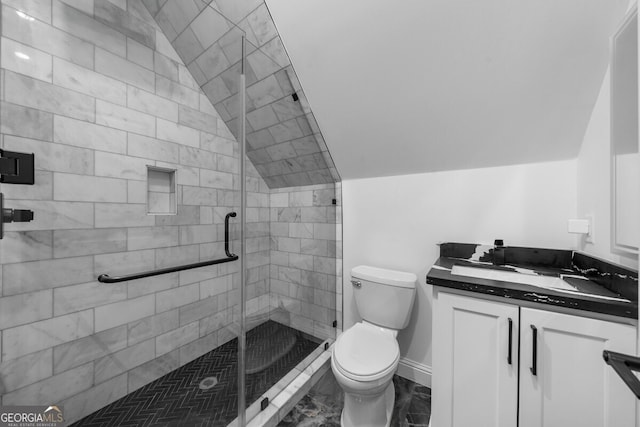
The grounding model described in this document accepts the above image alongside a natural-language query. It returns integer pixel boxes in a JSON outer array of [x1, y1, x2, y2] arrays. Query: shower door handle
[[225, 212, 236, 257]]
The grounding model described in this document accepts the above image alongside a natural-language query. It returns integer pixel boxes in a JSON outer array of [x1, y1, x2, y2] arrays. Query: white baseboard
[[397, 357, 432, 388]]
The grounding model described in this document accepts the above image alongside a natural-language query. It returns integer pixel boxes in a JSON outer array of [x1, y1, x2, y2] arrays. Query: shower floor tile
[[277, 371, 431, 427], [71, 321, 319, 427]]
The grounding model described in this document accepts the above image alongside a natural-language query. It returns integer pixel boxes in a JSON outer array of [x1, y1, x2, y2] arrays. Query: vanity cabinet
[[432, 291, 637, 427]]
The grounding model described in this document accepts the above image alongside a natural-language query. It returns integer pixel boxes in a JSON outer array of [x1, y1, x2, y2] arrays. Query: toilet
[[331, 265, 417, 427]]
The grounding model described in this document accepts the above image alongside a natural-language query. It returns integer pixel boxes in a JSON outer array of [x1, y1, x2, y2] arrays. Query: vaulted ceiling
[[146, 0, 631, 184], [142, 0, 339, 188], [266, 0, 631, 179]]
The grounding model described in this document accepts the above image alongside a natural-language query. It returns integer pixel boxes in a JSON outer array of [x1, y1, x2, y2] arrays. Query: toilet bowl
[[332, 265, 417, 427], [332, 321, 400, 427]]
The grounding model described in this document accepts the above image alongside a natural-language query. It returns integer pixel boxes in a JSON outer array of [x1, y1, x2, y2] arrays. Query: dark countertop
[[427, 244, 638, 319]]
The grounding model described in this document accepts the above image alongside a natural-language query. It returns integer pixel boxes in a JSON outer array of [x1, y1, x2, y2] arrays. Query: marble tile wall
[[0, 0, 261, 422], [269, 184, 341, 341], [142, 0, 341, 188]]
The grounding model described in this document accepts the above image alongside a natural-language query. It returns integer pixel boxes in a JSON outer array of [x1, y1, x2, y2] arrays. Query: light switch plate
[[585, 214, 595, 243]]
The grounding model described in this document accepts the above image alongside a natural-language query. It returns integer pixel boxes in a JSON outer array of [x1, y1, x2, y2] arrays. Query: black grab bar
[[225, 212, 236, 257], [98, 211, 238, 284], [603, 350, 640, 399]]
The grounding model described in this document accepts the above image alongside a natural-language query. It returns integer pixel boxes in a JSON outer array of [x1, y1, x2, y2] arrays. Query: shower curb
[[228, 339, 333, 427]]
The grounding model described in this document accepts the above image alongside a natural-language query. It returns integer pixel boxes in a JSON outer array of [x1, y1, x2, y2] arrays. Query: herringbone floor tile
[[71, 321, 319, 427]]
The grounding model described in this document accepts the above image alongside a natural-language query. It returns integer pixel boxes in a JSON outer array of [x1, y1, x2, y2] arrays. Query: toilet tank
[[351, 265, 417, 330]]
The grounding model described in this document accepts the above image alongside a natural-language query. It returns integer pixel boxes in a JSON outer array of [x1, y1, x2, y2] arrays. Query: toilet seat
[[333, 322, 400, 382]]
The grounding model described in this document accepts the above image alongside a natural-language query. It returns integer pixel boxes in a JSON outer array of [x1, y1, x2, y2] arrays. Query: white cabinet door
[[519, 307, 637, 427], [432, 291, 519, 427]]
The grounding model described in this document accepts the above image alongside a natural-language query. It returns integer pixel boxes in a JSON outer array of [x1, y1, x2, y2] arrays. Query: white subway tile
[[128, 180, 147, 203], [54, 228, 127, 258], [0, 200, 93, 232], [94, 338, 155, 383], [0, 230, 52, 263], [1, 37, 52, 82], [53, 57, 126, 105], [94, 249, 155, 278], [2, 102, 53, 141], [179, 224, 217, 245], [313, 224, 336, 241], [179, 146, 216, 169], [0, 290, 53, 330], [0, 349, 52, 394], [94, 0, 155, 49], [2, 4, 94, 68], [4, 135, 93, 175], [155, 321, 199, 356], [2, 310, 94, 360], [96, 100, 156, 137], [178, 104, 218, 134], [128, 226, 179, 250], [189, 6, 230, 50], [200, 169, 234, 189], [54, 173, 127, 203], [95, 203, 155, 228], [60, 374, 127, 424], [290, 191, 313, 207], [178, 333, 217, 365], [127, 309, 178, 346], [127, 350, 179, 392], [127, 38, 154, 70], [95, 295, 155, 332], [54, 115, 127, 154], [2, 363, 93, 405], [3, 256, 94, 295], [156, 283, 200, 315], [155, 28, 181, 62], [5, 71, 95, 121], [95, 151, 149, 181], [155, 244, 199, 269], [52, 0, 126, 57], [157, 118, 199, 147], [58, 0, 94, 16], [200, 132, 235, 156], [53, 326, 127, 374], [127, 86, 179, 122], [127, 272, 179, 299], [54, 281, 128, 316], [155, 75, 199, 109], [153, 51, 178, 81], [3, 0, 52, 23]]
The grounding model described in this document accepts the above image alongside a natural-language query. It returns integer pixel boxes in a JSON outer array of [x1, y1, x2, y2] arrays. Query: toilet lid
[[334, 323, 399, 380]]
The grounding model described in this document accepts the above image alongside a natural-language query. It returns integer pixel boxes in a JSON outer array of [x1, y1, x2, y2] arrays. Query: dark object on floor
[[246, 321, 297, 374], [71, 321, 318, 427], [278, 372, 431, 427]]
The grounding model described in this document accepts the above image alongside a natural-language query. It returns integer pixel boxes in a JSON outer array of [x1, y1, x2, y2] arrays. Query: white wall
[[342, 160, 578, 384], [577, 66, 639, 269]]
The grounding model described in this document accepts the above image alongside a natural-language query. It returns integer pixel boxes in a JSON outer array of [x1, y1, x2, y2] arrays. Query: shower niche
[[147, 166, 177, 215]]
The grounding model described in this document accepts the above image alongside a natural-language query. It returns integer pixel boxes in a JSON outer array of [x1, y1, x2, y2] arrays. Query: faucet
[[493, 239, 505, 265]]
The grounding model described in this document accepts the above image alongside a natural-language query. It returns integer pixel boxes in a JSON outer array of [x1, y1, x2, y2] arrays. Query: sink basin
[[450, 264, 577, 291]]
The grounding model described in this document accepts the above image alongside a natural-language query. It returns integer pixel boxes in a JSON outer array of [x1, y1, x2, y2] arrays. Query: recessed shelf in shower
[[147, 166, 177, 215]]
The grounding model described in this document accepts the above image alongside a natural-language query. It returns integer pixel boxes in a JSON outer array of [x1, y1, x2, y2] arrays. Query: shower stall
[[0, 1, 341, 425]]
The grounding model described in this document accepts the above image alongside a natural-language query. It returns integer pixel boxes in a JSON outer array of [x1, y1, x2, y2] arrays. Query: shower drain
[[199, 376, 218, 391]]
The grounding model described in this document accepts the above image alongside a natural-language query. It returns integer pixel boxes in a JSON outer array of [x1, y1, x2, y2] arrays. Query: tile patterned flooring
[[71, 321, 319, 427], [277, 371, 432, 427]]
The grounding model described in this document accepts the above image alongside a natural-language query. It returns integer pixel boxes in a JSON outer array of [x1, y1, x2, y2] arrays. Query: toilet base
[[340, 380, 394, 427]]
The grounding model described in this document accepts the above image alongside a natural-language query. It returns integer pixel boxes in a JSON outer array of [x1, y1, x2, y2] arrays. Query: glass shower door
[[0, 1, 246, 425], [0, 1, 339, 426]]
